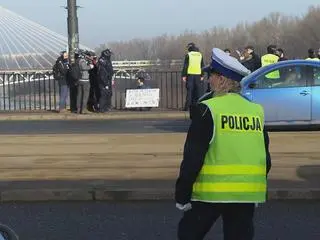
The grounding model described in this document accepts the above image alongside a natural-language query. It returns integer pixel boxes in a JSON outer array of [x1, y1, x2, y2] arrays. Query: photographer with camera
[[88, 52, 100, 112], [72, 50, 94, 114]]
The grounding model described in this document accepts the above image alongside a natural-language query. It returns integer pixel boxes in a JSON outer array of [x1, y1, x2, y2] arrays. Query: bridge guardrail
[[0, 59, 183, 73], [0, 70, 207, 111]]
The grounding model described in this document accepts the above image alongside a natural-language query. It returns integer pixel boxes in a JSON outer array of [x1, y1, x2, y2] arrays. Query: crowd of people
[[225, 45, 320, 73], [53, 49, 114, 114], [182, 42, 320, 115]]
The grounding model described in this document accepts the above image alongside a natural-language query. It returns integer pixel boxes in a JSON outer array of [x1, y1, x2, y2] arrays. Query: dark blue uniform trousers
[[184, 75, 203, 111], [178, 201, 255, 240], [99, 84, 112, 112]]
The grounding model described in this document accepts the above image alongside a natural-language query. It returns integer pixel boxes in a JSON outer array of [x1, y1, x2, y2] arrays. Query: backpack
[[70, 60, 81, 81], [52, 61, 62, 80]]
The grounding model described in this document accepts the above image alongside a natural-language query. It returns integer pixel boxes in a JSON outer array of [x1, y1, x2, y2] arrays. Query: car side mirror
[[0, 224, 19, 240], [248, 83, 256, 89]]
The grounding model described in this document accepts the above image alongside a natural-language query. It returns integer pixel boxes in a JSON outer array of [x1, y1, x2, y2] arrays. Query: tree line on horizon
[[96, 5, 320, 62]]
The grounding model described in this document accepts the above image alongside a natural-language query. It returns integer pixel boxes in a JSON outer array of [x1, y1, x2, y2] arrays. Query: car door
[[309, 64, 320, 122], [246, 65, 311, 123]]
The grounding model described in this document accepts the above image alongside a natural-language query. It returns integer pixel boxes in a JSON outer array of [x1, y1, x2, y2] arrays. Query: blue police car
[[241, 60, 320, 127]]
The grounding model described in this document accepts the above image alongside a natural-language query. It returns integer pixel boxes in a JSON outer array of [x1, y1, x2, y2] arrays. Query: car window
[[311, 65, 320, 86], [253, 66, 307, 89]]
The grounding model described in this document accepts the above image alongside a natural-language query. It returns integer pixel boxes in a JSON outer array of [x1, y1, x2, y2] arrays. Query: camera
[[75, 49, 96, 65]]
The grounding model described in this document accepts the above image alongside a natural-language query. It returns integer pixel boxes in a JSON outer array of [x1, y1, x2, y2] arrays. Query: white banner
[[125, 88, 160, 108]]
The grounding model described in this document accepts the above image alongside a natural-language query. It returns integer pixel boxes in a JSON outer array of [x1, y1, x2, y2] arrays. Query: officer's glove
[[176, 203, 192, 212], [105, 86, 109, 90]]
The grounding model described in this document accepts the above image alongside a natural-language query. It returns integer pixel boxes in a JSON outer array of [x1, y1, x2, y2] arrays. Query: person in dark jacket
[[97, 49, 114, 113], [277, 48, 288, 61], [55, 51, 70, 113], [241, 46, 261, 72], [88, 54, 100, 112], [136, 76, 150, 89], [224, 48, 231, 56], [136, 76, 151, 111], [306, 48, 319, 60]]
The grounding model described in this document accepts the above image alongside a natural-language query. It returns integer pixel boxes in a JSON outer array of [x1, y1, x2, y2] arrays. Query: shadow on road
[[0, 165, 318, 201], [267, 165, 320, 199], [266, 125, 320, 132], [296, 165, 320, 186], [152, 119, 190, 133]]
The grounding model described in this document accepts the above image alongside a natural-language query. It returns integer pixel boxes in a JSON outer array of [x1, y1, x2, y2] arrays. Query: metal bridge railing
[[0, 59, 183, 73], [0, 71, 58, 111], [0, 70, 207, 112], [112, 59, 183, 68]]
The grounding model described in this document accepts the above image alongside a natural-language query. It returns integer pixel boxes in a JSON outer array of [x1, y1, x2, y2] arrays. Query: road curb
[[1, 188, 319, 202], [0, 112, 188, 121], [268, 188, 320, 200], [1, 189, 94, 202]]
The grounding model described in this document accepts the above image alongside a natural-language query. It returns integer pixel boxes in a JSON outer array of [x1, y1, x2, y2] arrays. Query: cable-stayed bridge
[[0, 6, 92, 71], [0, 6, 183, 73]]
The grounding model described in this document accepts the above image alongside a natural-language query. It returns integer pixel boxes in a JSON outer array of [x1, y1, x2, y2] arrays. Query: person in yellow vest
[[306, 49, 320, 82], [175, 48, 272, 240], [306, 48, 320, 61], [182, 42, 205, 112], [261, 45, 280, 80]]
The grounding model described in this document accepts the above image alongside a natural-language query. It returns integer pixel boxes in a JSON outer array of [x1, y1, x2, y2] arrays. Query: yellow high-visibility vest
[[306, 58, 320, 61], [261, 54, 280, 79], [187, 51, 202, 75], [192, 93, 267, 203]]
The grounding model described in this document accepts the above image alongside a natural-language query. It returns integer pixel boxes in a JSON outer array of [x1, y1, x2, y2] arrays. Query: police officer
[[306, 48, 319, 61], [175, 48, 272, 240], [261, 45, 279, 66], [261, 45, 280, 81], [182, 42, 205, 112]]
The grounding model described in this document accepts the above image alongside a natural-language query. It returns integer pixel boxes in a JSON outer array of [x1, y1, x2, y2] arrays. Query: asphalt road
[[0, 201, 318, 240], [0, 119, 190, 134]]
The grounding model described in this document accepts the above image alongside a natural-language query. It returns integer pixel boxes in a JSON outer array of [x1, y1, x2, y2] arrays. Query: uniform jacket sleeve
[[181, 54, 189, 78], [264, 129, 272, 174], [175, 103, 213, 204], [201, 57, 205, 77]]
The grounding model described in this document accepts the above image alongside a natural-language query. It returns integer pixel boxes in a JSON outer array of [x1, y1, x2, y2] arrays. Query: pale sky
[[0, 0, 319, 48]]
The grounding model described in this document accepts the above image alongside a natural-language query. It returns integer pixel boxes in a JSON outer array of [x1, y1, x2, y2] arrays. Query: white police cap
[[203, 48, 251, 82]]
